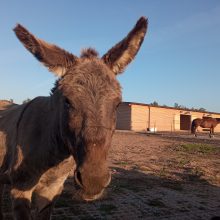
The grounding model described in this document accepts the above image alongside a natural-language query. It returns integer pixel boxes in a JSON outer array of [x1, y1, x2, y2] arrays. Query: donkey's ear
[[14, 24, 78, 77], [102, 17, 148, 75]]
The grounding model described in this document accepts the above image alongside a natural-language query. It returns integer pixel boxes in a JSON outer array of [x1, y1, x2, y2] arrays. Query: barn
[[116, 102, 220, 133]]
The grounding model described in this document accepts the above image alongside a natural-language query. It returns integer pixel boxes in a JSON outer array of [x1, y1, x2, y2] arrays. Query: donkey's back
[[0, 102, 26, 180], [0, 97, 57, 176]]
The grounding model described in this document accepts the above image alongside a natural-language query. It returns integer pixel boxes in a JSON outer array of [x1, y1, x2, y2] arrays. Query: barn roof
[[121, 101, 220, 116]]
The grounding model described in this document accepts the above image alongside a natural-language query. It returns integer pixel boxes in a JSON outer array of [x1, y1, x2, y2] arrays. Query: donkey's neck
[[49, 92, 70, 155]]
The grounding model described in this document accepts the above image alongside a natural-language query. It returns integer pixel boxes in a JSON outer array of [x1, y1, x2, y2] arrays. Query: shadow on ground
[[3, 165, 220, 220]]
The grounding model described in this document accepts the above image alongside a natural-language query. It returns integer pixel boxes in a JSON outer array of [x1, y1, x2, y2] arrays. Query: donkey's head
[[14, 17, 148, 201]]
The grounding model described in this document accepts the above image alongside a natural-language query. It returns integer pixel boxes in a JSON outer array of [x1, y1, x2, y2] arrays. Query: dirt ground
[[2, 131, 220, 219]]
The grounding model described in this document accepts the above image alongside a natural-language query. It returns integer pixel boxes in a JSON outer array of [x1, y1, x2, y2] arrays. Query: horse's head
[[14, 17, 148, 201]]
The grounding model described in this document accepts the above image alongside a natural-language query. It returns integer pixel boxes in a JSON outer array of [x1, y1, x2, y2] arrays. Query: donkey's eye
[[65, 100, 75, 112], [65, 99, 75, 111], [65, 99, 71, 108]]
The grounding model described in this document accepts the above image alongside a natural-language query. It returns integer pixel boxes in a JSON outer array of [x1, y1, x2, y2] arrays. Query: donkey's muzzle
[[74, 169, 111, 201]]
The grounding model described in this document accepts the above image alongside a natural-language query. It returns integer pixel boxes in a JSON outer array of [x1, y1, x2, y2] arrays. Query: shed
[[116, 102, 220, 132]]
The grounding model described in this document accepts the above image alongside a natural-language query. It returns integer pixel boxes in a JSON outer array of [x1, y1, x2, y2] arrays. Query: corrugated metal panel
[[149, 107, 176, 131], [116, 104, 131, 130], [131, 105, 149, 131]]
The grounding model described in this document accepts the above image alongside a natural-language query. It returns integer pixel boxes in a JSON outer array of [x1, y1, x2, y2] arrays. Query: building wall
[[149, 107, 220, 132], [130, 105, 184, 132], [149, 106, 177, 131]]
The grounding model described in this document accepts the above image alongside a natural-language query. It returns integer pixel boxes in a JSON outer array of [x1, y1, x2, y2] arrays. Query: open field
[[2, 131, 220, 219]]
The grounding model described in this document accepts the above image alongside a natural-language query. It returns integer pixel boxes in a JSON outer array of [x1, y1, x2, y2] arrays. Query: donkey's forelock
[[50, 60, 122, 102], [80, 48, 99, 59]]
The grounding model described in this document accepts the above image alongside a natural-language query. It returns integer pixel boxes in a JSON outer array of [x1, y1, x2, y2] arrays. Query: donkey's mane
[[50, 80, 60, 95]]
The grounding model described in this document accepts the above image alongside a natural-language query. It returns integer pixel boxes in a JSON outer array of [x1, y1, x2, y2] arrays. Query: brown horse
[[0, 17, 147, 220], [191, 118, 220, 138]]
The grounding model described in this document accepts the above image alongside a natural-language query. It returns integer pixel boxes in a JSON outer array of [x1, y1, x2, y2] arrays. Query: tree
[[174, 103, 181, 109], [198, 107, 206, 112], [150, 101, 159, 106]]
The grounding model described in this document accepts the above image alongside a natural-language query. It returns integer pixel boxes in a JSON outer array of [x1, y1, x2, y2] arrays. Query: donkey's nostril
[[77, 171, 83, 184], [75, 171, 83, 187]]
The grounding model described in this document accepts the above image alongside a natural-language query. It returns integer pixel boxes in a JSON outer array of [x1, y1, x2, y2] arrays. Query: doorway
[[180, 114, 191, 130]]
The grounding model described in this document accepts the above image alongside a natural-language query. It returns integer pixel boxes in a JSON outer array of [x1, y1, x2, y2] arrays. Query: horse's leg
[[195, 126, 198, 137], [208, 127, 213, 138], [0, 185, 4, 220], [10, 187, 34, 220], [210, 127, 214, 138], [33, 174, 69, 220], [209, 128, 212, 138]]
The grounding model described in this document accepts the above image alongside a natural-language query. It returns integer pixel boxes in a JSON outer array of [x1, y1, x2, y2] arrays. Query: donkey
[[0, 17, 148, 219], [191, 118, 220, 138]]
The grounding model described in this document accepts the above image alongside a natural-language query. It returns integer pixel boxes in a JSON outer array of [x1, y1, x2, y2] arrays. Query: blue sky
[[0, 0, 220, 112]]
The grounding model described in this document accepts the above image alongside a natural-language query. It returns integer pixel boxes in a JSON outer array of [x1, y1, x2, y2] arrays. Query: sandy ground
[[2, 131, 220, 219]]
